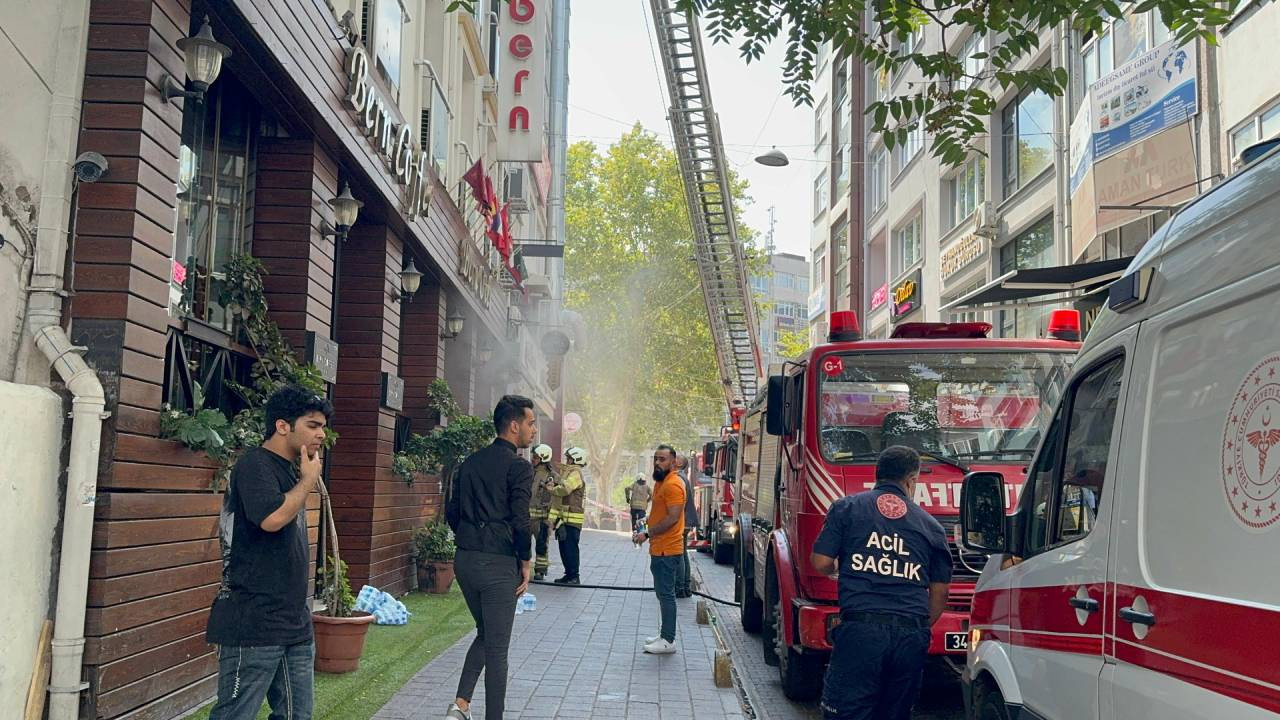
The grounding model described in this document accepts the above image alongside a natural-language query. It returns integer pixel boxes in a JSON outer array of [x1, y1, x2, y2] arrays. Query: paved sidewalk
[[374, 530, 746, 720]]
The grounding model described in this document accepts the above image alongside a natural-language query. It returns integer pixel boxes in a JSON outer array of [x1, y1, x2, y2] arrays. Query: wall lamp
[[394, 260, 424, 303], [321, 184, 364, 241], [441, 310, 465, 339], [162, 17, 231, 103], [477, 338, 494, 364]]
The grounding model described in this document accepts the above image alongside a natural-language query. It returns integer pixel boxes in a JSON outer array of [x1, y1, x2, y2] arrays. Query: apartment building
[[753, 251, 810, 366]]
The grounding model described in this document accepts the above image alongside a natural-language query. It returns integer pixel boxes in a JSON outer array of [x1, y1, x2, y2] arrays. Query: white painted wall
[[0, 382, 62, 718], [1219, 3, 1280, 143]]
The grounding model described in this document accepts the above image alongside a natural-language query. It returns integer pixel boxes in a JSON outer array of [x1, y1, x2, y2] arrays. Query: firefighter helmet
[[532, 444, 553, 463], [565, 446, 587, 466]]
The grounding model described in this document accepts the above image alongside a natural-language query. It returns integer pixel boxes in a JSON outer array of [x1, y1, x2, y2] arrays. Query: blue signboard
[[1089, 40, 1198, 160]]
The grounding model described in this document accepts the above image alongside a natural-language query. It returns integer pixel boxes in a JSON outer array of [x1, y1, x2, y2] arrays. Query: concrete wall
[[0, 382, 63, 718], [1219, 2, 1280, 150]]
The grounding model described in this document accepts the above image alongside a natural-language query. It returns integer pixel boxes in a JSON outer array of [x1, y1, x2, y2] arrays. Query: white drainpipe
[[23, 1, 102, 718]]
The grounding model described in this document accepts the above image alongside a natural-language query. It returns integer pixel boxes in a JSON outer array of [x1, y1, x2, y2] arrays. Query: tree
[[563, 127, 761, 507], [777, 328, 811, 359], [680, 0, 1238, 165]]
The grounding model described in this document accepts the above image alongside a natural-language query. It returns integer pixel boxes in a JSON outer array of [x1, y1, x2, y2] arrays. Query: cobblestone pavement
[[689, 550, 965, 720], [374, 530, 746, 720]]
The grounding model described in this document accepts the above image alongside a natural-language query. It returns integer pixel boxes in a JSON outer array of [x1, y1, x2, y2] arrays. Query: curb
[[691, 558, 761, 719]]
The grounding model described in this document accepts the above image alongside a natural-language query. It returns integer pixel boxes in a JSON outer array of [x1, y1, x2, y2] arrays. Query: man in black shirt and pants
[[206, 386, 333, 720], [445, 395, 538, 720]]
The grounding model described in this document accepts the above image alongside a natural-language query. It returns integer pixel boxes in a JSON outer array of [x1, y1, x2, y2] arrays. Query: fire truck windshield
[[817, 350, 1072, 464]]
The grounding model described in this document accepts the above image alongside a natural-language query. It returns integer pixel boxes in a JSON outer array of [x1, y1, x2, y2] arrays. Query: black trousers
[[629, 508, 646, 531], [455, 549, 519, 720], [533, 519, 550, 574], [557, 524, 581, 577], [821, 619, 930, 720]]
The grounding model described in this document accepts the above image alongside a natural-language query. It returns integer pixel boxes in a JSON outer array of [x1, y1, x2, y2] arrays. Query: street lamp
[[394, 259, 423, 303], [322, 184, 364, 241], [162, 17, 232, 103], [754, 147, 790, 167], [441, 310, 465, 339], [477, 338, 494, 364]]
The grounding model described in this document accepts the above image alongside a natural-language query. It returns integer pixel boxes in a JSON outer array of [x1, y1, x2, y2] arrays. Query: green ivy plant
[[317, 554, 357, 618], [160, 254, 337, 488], [392, 379, 495, 485]]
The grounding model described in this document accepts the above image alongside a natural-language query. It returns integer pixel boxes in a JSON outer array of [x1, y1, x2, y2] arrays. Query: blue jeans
[[650, 555, 681, 642], [821, 620, 930, 720], [209, 642, 315, 720]]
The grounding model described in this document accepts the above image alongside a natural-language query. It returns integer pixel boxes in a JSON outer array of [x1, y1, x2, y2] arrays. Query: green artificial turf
[[185, 589, 473, 720]]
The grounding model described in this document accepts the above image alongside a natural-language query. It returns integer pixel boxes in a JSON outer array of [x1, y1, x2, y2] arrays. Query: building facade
[[752, 251, 810, 366], [0, 0, 568, 717]]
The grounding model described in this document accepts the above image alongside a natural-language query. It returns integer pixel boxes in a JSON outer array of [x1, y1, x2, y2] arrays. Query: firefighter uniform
[[548, 462, 585, 584], [530, 462, 557, 580], [812, 482, 953, 720]]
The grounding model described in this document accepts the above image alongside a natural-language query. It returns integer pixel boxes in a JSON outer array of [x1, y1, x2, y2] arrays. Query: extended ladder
[[648, 0, 763, 409]]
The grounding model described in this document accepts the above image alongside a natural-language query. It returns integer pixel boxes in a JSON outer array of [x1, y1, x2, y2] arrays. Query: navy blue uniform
[[812, 482, 952, 720]]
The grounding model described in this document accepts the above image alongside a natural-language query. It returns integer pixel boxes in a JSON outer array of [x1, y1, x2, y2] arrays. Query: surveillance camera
[[73, 152, 109, 184]]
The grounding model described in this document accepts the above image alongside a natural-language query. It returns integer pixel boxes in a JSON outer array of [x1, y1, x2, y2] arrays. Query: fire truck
[[733, 309, 1080, 700], [699, 410, 744, 564]]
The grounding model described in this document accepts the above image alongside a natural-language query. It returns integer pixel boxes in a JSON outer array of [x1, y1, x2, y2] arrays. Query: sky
[[567, 0, 815, 260]]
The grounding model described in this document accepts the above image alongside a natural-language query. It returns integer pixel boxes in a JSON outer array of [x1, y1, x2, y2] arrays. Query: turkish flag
[[462, 159, 486, 206]]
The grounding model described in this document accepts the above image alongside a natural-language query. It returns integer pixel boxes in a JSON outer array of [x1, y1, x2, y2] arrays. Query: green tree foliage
[[777, 328, 811, 359], [564, 127, 762, 504], [678, 0, 1238, 165]]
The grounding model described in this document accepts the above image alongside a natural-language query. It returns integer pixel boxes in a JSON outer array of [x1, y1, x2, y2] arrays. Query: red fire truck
[[733, 310, 1080, 700], [699, 410, 744, 564]]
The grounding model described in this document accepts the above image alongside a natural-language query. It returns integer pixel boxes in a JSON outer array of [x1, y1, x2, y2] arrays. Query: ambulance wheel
[[737, 555, 763, 634], [713, 533, 734, 565], [973, 682, 1010, 720], [773, 595, 823, 701]]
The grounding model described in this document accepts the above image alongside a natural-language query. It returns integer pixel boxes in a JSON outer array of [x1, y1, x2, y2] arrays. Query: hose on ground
[[529, 578, 740, 607]]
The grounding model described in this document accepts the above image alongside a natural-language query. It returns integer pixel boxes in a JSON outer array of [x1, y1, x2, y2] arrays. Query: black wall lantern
[[163, 17, 231, 103]]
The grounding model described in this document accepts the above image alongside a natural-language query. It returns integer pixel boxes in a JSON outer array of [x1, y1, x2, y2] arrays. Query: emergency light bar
[[890, 322, 992, 339], [828, 311, 861, 342], [1047, 309, 1082, 341]]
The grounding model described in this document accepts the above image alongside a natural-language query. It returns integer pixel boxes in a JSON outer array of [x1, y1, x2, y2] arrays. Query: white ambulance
[[959, 140, 1280, 720]]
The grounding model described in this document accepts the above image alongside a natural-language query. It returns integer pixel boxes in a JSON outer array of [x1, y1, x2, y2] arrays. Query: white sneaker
[[643, 638, 677, 654], [644, 634, 660, 644], [445, 703, 471, 720]]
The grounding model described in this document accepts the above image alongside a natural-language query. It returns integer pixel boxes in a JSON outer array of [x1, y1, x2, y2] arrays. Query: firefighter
[[549, 446, 587, 585], [810, 446, 953, 720], [529, 444, 556, 581]]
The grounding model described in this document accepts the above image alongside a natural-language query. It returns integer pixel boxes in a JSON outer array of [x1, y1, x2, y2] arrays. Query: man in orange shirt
[[632, 444, 685, 655]]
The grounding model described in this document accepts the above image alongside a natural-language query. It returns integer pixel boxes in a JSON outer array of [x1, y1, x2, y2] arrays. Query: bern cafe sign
[[499, 0, 548, 162], [343, 47, 433, 220]]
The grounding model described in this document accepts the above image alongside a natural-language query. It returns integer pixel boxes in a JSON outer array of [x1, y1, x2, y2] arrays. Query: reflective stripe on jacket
[[548, 464, 586, 527]]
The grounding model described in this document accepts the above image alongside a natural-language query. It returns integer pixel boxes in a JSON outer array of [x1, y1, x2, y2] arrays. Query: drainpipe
[[22, 1, 104, 718], [1052, 21, 1071, 266]]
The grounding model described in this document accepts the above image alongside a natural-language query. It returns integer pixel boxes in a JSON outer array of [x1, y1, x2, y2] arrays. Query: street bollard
[[696, 599, 709, 625], [713, 650, 733, 688]]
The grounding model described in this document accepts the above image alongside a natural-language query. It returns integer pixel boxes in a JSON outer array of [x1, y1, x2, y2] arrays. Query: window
[[955, 33, 987, 91], [893, 119, 924, 175], [813, 170, 829, 217], [868, 146, 888, 212], [893, 216, 921, 278], [1002, 87, 1053, 197], [1231, 101, 1280, 161], [171, 75, 259, 330], [835, 110, 852, 195], [869, 65, 889, 103], [813, 242, 827, 290], [162, 329, 255, 417], [1023, 357, 1124, 553], [420, 82, 451, 181], [751, 275, 770, 293], [997, 215, 1055, 337], [945, 157, 985, 229], [363, 0, 405, 89], [834, 60, 848, 108], [833, 219, 850, 284], [814, 99, 828, 151], [1080, 11, 1169, 93]]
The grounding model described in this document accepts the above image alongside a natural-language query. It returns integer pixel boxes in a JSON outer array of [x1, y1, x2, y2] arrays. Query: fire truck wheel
[[712, 533, 734, 564], [736, 555, 764, 633], [972, 680, 1010, 720], [773, 594, 824, 701]]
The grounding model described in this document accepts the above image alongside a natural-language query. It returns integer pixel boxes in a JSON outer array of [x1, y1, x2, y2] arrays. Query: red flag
[[498, 203, 513, 259], [482, 175, 499, 218], [462, 160, 486, 205]]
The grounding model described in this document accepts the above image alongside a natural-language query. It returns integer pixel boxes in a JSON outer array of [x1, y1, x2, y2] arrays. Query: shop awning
[[941, 257, 1133, 313]]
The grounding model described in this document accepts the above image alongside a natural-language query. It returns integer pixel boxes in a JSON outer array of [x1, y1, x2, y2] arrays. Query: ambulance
[[959, 141, 1280, 720]]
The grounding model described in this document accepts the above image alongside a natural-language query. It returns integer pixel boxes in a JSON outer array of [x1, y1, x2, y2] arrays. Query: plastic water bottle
[[523, 593, 536, 612], [635, 523, 647, 550]]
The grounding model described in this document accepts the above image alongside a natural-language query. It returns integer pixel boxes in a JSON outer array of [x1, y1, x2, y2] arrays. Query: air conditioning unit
[[524, 273, 553, 298], [505, 167, 529, 214], [974, 201, 1000, 238]]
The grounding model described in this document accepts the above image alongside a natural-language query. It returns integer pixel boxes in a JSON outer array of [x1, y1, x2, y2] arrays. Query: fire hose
[[529, 578, 739, 607]]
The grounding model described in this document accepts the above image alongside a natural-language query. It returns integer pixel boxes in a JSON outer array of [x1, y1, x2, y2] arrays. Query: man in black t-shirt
[[811, 446, 953, 720], [206, 386, 333, 720]]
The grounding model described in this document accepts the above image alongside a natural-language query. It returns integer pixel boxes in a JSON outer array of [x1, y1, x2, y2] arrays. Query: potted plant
[[412, 520, 456, 594], [312, 554, 375, 673]]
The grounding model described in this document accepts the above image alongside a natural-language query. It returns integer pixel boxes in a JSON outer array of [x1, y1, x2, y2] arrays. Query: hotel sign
[[343, 46, 433, 220], [940, 234, 985, 282]]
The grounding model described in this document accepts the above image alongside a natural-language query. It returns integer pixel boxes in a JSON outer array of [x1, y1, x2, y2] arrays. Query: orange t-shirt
[[648, 472, 686, 556]]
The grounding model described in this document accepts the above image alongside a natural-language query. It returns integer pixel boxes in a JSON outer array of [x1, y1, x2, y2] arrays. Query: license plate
[[945, 632, 969, 652]]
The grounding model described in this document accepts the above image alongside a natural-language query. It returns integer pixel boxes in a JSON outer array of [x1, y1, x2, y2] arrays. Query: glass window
[[1152, 12, 1172, 46], [171, 75, 258, 331], [1232, 122, 1258, 159], [894, 119, 924, 175], [868, 146, 889, 212], [814, 99, 828, 151], [946, 157, 985, 229], [817, 350, 1072, 465], [833, 219, 850, 279], [1002, 88, 1053, 197], [1054, 357, 1124, 543], [1083, 43, 1099, 89], [1261, 104, 1280, 140], [370, 0, 404, 89], [813, 170, 829, 217], [893, 216, 921, 277], [1023, 404, 1064, 554], [834, 61, 848, 107], [996, 215, 1055, 337], [956, 33, 986, 91], [1112, 12, 1148, 68]]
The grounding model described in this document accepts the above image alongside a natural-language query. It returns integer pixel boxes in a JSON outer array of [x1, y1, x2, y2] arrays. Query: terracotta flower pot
[[418, 559, 455, 594], [312, 611, 375, 673]]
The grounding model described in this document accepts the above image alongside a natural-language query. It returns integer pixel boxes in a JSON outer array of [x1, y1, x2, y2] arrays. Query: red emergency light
[[828, 311, 861, 342], [890, 322, 992, 339], [729, 406, 745, 432], [1047, 309, 1082, 341]]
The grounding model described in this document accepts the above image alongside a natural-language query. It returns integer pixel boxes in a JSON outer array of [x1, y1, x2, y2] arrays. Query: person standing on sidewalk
[[625, 474, 651, 531], [549, 446, 587, 584], [529, 444, 556, 581], [673, 454, 700, 598], [632, 444, 685, 655], [444, 395, 538, 720], [206, 385, 333, 720], [810, 446, 952, 720]]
